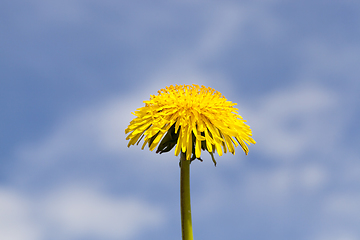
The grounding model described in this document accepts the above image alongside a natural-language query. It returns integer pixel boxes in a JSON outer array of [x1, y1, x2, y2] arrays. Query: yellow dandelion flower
[[125, 84, 255, 164]]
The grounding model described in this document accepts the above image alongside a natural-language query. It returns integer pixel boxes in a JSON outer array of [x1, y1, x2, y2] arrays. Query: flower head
[[125, 84, 255, 163]]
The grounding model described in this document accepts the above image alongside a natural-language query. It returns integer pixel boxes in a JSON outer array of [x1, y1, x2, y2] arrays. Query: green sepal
[[148, 131, 160, 147], [156, 124, 179, 154], [156, 124, 218, 166]]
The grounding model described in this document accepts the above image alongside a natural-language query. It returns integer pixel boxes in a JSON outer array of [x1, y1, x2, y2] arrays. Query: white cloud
[[42, 185, 165, 240], [34, 0, 90, 24], [15, 93, 139, 163], [324, 193, 360, 219], [195, 3, 248, 60], [242, 163, 328, 201], [300, 40, 360, 81], [246, 83, 340, 159], [11, 88, 183, 190], [190, 1, 286, 61], [312, 232, 358, 240], [0, 189, 41, 240], [298, 163, 327, 191], [0, 186, 165, 240]]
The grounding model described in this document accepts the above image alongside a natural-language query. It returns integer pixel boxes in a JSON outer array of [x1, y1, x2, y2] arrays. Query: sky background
[[1, 0, 360, 240]]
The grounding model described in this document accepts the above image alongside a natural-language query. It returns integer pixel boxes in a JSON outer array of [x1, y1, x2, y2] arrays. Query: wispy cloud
[[0, 185, 165, 240], [42, 185, 165, 240], [245, 83, 339, 159]]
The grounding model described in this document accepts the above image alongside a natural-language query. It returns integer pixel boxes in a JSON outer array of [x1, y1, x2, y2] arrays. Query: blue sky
[[1, 1, 360, 240]]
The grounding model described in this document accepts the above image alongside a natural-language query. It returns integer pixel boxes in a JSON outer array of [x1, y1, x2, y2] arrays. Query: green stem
[[180, 152, 194, 240]]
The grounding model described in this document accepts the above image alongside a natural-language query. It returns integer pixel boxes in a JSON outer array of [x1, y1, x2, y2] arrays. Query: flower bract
[[125, 84, 255, 163]]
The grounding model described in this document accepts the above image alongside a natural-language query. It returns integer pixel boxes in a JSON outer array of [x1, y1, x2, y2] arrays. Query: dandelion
[[125, 84, 255, 240], [125, 84, 255, 164]]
